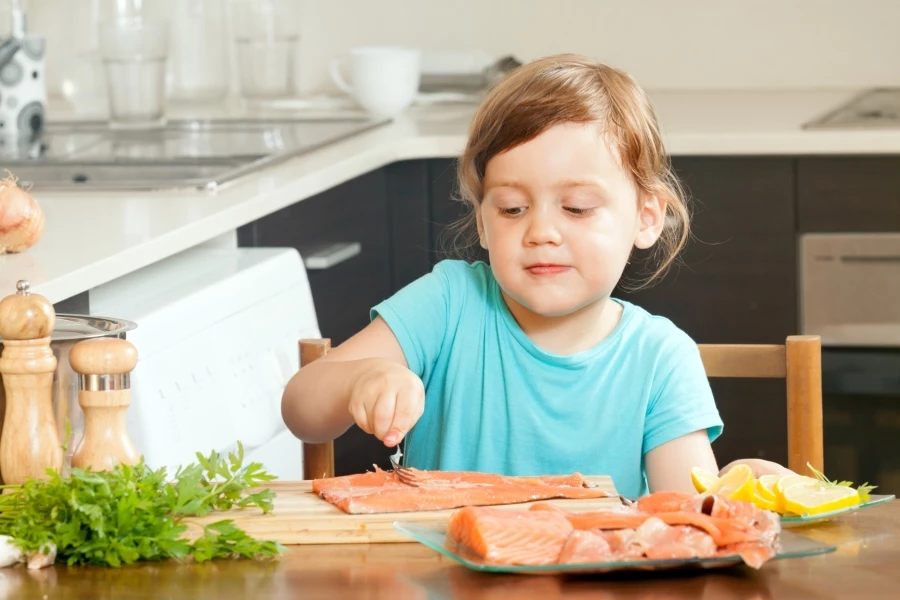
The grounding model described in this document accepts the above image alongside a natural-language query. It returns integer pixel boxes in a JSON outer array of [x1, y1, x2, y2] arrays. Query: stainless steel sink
[[1, 117, 389, 191], [803, 88, 900, 130]]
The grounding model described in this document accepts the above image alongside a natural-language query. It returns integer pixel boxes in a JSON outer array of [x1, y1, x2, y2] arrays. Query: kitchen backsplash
[[11, 0, 900, 100]]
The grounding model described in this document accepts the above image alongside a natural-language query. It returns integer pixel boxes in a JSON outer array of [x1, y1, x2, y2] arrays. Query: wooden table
[[2, 501, 898, 599]]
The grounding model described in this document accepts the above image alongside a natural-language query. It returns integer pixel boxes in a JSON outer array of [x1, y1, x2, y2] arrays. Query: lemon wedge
[[707, 463, 755, 502], [691, 467, 720, 493], [781, 480, 861, 516]]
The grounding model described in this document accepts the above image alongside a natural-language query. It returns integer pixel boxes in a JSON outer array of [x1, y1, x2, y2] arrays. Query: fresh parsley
[[807, 462, 877, 503], [0, 442, 286, 567]]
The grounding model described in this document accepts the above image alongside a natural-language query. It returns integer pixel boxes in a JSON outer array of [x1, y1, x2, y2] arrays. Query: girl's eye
[[564, 206, 596, 216], [499, 207, 525, 216]]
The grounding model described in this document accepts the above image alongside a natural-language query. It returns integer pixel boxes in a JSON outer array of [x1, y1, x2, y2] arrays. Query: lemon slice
[[708, 463, 754, 502], [774, 474, 818, 502], [750, 492, 779, 512], [691, 467, 720, 493], [756, 474, 779, 502], [781, 481, 861, 517]]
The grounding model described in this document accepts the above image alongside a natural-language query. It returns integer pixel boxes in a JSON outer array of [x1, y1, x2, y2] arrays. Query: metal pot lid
[[0, 314, 137, 343], [50, 314, 137, 341]]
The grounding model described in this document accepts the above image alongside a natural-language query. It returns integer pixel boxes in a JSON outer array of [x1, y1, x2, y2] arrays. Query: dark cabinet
[[237, 169, 395, 476], [427, 158, 489, 265], [797, 157, 900, 232]]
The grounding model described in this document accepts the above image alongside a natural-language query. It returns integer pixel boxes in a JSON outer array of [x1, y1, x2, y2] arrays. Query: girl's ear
[[634, 194, 666, 250], [475, 205, 488, 249]]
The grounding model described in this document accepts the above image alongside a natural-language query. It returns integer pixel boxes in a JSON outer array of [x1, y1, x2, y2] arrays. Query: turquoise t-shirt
[[370, 260, 723, 498]]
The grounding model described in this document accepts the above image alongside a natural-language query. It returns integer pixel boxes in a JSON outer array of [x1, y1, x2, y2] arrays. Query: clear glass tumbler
[[230, 0, 299, 99], [98, 16, 170, 130]]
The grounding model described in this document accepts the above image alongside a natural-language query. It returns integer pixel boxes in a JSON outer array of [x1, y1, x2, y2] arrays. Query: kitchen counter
[[2, 88, 899, 305], [0, 498, 897, 599]]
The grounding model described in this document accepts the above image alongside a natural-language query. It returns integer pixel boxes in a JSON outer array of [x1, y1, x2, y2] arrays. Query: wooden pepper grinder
[[70, 337, 140, 471], [0, 280, 63, 485]]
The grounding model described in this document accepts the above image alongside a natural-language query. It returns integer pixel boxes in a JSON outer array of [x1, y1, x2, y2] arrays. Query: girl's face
[[477, 122, 665, 318]]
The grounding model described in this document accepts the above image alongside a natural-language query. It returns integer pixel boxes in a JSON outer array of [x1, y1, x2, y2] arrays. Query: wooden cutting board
[[185, 476, 621, 545]]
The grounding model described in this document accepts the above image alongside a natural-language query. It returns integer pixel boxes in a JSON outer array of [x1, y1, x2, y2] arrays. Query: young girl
[[281, 54, 792, 499]]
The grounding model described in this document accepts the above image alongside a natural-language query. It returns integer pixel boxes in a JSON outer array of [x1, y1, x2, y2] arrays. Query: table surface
[[3, 500, 898, 599]]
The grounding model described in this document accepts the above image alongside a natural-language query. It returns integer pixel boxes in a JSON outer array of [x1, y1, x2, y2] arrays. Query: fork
[[389, 444, 420, 486]]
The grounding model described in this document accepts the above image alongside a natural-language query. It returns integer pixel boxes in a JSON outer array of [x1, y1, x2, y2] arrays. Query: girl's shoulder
[[430, 259, 496, 301], [614, 299, 701, 359]]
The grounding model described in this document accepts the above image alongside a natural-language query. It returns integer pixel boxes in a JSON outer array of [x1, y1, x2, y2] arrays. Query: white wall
[[18, 0, 900, 100]]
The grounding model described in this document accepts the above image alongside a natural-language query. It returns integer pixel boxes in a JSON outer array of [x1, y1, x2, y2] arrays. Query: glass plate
[[392, 521, 836, 575], [781, 494, 895, 527]]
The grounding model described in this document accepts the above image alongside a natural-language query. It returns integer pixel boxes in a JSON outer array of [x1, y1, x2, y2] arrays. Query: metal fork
[[389, 444, 420, 486]]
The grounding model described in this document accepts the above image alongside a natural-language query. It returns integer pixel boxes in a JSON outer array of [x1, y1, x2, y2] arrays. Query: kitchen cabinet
[[427, 158, 489, 265], [797, 157, 900, 232], [237, 169, 394, 476]]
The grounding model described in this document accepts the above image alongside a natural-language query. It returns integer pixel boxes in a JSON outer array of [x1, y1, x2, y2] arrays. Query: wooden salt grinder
[[0, 280, 63, 485], [69, 337, 140, 471]]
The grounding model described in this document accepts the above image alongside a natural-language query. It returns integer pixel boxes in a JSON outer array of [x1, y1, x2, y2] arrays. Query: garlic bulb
[[25, 543, 56, 570], [0, 535, 23, 568], [0, 172, 45, 255]]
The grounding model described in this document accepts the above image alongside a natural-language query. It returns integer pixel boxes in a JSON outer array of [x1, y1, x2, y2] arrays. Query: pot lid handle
[[0, 279, 55, 340]]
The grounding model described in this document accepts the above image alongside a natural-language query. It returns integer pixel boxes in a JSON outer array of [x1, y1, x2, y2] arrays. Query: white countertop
[[1, 88, 897, 306]]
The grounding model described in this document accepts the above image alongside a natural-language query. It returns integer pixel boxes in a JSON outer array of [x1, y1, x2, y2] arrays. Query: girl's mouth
[[525, 263, 571, 276]]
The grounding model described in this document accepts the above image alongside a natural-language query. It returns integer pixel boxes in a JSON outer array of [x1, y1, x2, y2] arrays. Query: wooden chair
[[299, 339, 336, 481], [698, 335, 823, 474], [298, 334, 824, 479]]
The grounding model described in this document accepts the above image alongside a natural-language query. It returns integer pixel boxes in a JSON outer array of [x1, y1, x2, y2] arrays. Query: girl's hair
[[446, 53, 691, 291]]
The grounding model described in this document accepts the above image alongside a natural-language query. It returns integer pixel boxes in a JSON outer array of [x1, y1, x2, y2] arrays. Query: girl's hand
[[719, 458, 797, 479], [348, 359, 425, 447]]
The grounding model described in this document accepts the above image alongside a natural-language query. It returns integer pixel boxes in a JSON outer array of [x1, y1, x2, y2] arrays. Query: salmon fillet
[[446, 491, 782, 570], [448, 506, 573, 565], [312, 466, 609, 514]]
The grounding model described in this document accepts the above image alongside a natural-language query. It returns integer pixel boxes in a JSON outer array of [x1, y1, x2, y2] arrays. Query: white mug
[[330, 46, 421, 119]]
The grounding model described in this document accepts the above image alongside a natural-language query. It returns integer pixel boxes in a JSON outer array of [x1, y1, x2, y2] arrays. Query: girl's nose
[[523, 209, 563, 246]]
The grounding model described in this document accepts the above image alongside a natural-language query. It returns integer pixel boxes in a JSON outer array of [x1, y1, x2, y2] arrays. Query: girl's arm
[[280, 316, 421, 444], [645, 430, 719, 493], [646, 431, 798, 494]]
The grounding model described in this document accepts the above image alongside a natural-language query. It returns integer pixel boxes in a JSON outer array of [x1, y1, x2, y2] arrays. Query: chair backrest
[[298, 334, 824, 480], [298, 339, 335, 480], [698, 335, 823, 474]]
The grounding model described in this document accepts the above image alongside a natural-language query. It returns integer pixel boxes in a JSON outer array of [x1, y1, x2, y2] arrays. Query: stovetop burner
[[804, 88, 900, 130]]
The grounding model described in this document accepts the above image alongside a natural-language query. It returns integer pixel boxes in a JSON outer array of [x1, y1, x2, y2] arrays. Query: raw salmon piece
[[635, 491, 696, 514], [602, 529, 644, 559], [717, 541, 778, 570], [529, 505, 760, 548], [641, 525, 718, 560], [313, 469, 609, 515], [447, 506, 573, 565], [557, 530, 614, 564]]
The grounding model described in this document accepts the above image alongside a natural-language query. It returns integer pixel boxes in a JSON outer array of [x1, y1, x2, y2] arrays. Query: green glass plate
[[780, 494, 895, 527], [392, 521, 836, 575]]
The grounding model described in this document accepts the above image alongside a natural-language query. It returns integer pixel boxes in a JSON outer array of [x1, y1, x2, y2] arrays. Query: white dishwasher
[[89, 245, 321, 480]]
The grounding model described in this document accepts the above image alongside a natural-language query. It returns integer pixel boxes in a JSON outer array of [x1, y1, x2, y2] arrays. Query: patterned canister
[[0, 34, 46, 141]]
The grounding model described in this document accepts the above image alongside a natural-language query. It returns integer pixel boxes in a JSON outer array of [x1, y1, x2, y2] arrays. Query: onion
[[0, 171, 45, 255]]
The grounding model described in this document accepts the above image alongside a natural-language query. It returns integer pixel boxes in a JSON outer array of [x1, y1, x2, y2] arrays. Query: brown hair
[[446, 53, 690, 290]]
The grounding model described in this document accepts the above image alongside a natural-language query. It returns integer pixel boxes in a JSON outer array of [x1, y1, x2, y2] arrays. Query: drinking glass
[[98, 16, 169, 129], [231, 0, 299, 99]]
